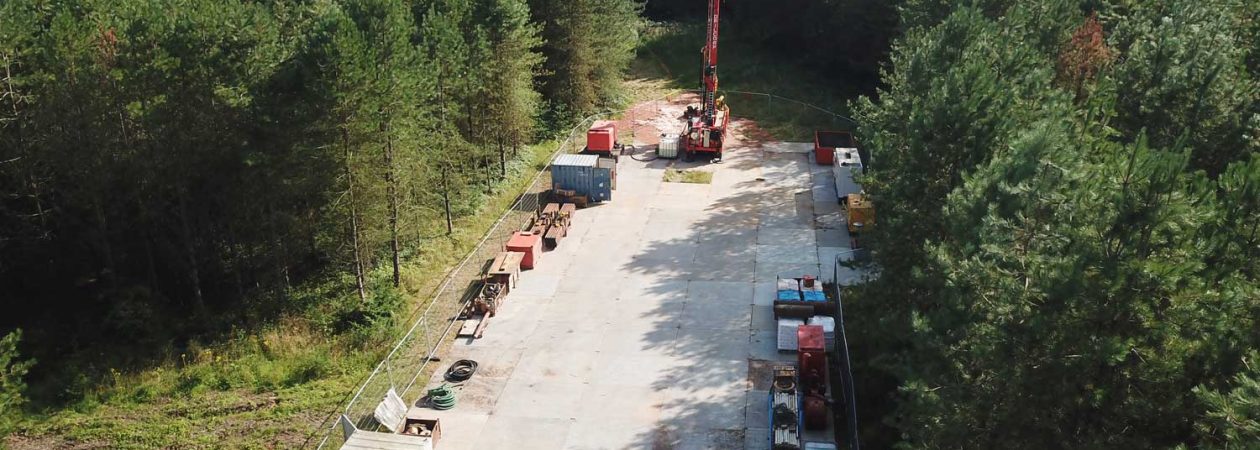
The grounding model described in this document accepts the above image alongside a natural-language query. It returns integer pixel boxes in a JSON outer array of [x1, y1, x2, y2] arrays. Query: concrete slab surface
[[406, 143, 862, 449]]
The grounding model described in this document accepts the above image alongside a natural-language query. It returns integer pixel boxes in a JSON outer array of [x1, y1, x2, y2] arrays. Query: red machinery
[[798, 325, 830, 430], [682, 0, 730, 162]]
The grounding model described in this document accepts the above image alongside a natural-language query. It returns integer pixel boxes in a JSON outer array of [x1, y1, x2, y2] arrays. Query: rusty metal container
[[506, 231, 542, 269]]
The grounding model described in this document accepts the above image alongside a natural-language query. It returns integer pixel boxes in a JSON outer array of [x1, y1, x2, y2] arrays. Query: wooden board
[[457, 315, 483, 337]]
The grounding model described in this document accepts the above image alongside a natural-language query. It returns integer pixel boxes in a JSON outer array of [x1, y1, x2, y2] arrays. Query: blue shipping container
[[552, 154, 613, 203]]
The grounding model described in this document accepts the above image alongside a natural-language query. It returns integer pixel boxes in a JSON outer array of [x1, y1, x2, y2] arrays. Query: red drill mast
[[682, 0, 729, 162]]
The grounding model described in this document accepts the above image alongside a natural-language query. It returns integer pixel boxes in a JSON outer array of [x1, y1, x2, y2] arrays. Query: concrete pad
[[634, 240, 699, 263], [752, 281, 776, 306], [661, 384, 747, 430], [686, 281, 754, 305], [493, 378, 589, 420], [433, 346, 524, 380], [755, 244, 818, 265], [757, 227, 817, 246], [607, 294, 686, 323], [650, 194, 711, 211], [816, 228, 848, 248], [562, 418, 658, 450], [754, 261, 821, 282], [675, 326, 751, 360], [684, 259, 756, 282], [673, 429, 747, 450], [514, 274, 562, 298], [745, 427, 770, 450], [521, 323, 608, 354], [695, 227, 758, 246], [543, 293, 620, 323], [751, 305, 776, 332], [471, 416, 572, 450], [659, 181, 712, 197], [815, 211, 846, 230], [758, 211, 814, 230], [557, 273, 624, 295], [745, 390, 770, 429], [592, 353, 684, 388], [429, 374, 509, 413], [463, 317, 539, 349], [811, 185, 838, 205], [749, 329, 797, 362], [616, 278, 688, 303], [681, 301, 751, 330], [419, 140, 869, 449], [576, 384, 665, 423], [694, 241, 757, 261], [407, 411, 487, 450], [598, 328, 674, 355]]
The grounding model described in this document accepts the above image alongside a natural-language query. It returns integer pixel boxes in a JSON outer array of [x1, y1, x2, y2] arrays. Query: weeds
[[664, 168, 714, 184]]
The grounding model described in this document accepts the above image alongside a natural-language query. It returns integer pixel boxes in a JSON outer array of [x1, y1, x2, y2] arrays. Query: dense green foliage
[[848, 0, 1260, 448], [645, 0, 900, 92], [529, 0, 643, 128], [0, 330, 33, 436], [0, 0, 640, 443]]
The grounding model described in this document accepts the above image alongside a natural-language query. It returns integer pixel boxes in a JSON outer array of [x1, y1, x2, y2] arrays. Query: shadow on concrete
[[608, 146, 830, 448]]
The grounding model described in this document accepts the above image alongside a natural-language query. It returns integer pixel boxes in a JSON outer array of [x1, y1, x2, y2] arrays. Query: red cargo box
[[506, 231, 542, 269], [814, 130, 856, 166], [797, 325, 825, 352], [797, 324, 828, 396], [586, 121, 617, 152]]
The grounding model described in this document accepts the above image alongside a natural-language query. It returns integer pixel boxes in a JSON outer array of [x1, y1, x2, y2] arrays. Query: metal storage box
[[586, 120, 617, 152], [814, 130, 855, 165], [551, 154, 612, 203], [832, 148, 864, 200], [657, 134, 681, 159], [506, 231, 542, 269]]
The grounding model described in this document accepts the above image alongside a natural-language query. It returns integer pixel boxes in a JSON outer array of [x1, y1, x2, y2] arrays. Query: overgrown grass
[[663, 168, 714, 184], [634, 23, 858, 141], [9, 141, 557, 449]]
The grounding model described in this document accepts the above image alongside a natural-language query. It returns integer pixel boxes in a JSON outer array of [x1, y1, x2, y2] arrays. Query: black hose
[[628, 144, 660, 162], [445, 359, 478, 383]]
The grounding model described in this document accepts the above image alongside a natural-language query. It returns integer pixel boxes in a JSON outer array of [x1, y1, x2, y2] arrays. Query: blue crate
[[777, 289, 802, 301], [802, 290, 827, 302]]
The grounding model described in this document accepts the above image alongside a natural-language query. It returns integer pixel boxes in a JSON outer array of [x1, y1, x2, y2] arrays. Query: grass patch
[[663, 168, 714, 184], [10, 141, 558, 449]]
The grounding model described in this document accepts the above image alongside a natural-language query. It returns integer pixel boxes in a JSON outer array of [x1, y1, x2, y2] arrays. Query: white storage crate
[[777, 318, 806, 351]]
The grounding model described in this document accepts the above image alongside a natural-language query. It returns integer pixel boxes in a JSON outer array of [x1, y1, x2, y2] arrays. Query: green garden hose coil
[[428, 384, 457, 410]]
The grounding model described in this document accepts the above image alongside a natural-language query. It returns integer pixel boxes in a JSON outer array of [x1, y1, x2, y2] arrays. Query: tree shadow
[[606, 144, 833, 447]]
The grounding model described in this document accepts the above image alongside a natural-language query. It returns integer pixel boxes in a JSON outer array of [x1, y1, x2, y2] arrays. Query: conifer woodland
[[0, 0, 641, 445], [1, 0, 1258, 448], [840, 1, 1260, 448]]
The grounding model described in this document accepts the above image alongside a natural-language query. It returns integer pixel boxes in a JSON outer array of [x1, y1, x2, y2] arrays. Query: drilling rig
[[682, 0, 729, 162]]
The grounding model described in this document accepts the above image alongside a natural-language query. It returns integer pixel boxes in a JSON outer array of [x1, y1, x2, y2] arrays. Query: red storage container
[[797, 325, 827, 393], [506, 231, 543, 269], [586, 121, 617, 152], [814, 130, 856, 166]]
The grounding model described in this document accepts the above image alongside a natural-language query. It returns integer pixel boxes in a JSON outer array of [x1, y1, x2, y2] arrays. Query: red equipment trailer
[[681, 0, 730, 162]]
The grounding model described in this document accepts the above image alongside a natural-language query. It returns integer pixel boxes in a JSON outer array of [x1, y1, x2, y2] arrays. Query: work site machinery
[[682, 0, 730, 162]]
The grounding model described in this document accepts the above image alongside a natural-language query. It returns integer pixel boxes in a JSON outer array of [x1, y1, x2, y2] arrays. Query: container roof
[[553, 153, 599, 167]]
